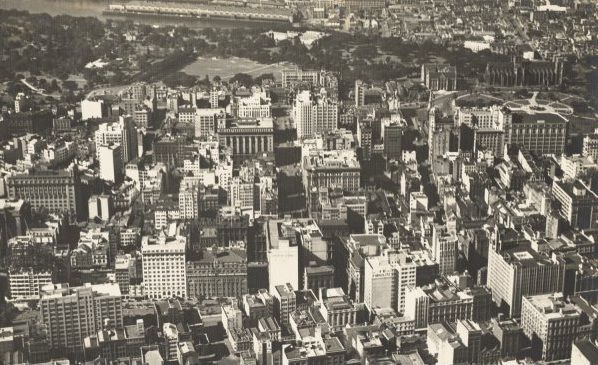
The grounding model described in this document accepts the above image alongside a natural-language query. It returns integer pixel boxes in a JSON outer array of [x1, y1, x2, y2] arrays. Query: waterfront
[[0, 0, 291, 29]]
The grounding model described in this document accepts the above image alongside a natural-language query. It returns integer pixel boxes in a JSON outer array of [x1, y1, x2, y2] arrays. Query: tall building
[[9, 270, 53, 301], [552, 179, 598, 230], [505, 111, 567, 155], [94, 116, 138, 164], [267, 220, 299, 292], [178, 178, 199, 220], [40, 283, 123, 353], [142, 233, 187, 299], [81, 99, 108, 121], [384, 123, 403, 160], [487, 244, 565, 316], [304, 150, 361, 193], [582, 132, 598, 162], [363, 249, 419, 314], [431, 224, 458, 276], [7, 168, 81, 216], [273, 283, 296, 327], [293, 90, 338, 139], [186, 248, 247, 299], [521, 293, 581, 361], [98, 144, 123, 183]]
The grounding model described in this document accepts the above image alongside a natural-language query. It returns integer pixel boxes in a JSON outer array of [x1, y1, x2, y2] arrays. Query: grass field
[[181, 57, 291, 80]]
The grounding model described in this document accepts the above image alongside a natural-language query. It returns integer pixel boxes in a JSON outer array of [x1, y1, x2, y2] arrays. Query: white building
[[9, 270, 53, 301], [521, 293, 581, 362], [267, 220, 299, 293], [142, 231, 187, 299], [98, 144, 123, 183], [94, 116, 138, 164], [293, 90, 338, 139], [431, 224, 457, 276], [178, 178, 199, 220], [229, 177, 254, 209], [236, 89, 271, 119], [81, 99, 107, 121]]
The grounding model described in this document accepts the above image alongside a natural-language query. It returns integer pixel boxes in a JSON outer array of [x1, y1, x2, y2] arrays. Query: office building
[[521, 293, 581, 361], [267, 220, 299, 293], [94, 116, 138, 164], [487, 244, 565, 316], [142, 233, 187, 299], [505, 111, 568, 155], [273, 283, 296, 327], [7, 168, 81, 216], [552, 179, 598, 230], [40, 283, 123, 353], [364, 249, 419, 314], [582, 132, 598, 162], [194, 108, 224, 137], [178, 178, 199, 220], [81, 99, 108, 121], [186, 248, 247, 299], [8, 270, 53, 301], [304, 150, 360, 193], [98, 144, 123, 183], [432, 224, 458, 275], [292, 90, 338, 139], [383, 123, 403, 160]]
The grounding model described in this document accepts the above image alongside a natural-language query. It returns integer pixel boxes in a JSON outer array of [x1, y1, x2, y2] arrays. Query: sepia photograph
[[0, 0, 596, 364]]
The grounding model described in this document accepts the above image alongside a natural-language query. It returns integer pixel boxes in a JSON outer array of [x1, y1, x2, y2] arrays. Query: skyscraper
[[40, 283, 123, 353], [431, 224, 458, 276], [293, 90, 338, 139]]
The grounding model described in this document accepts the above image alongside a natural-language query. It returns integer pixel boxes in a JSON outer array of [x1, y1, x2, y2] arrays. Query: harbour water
[[0, 0, 290, 29]]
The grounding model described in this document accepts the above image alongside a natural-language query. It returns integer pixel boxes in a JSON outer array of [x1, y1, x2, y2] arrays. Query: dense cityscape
[[0, 0, 597, 364]]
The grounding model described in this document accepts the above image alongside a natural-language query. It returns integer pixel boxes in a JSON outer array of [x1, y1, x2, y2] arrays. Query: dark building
[[248, 218, 268, 263], [3, 111, 53, 136], [384, 123, 403, 160], [7, 168, 82, 217], [506, 111, 568, 156], [153, 135, 197, 167], [186, 248, 248, 299], [485, 59, 563, 87]]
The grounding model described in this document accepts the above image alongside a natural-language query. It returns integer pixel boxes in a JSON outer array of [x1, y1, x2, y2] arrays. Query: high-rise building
[[505, 111, 568, 155], [267, 220, 299, 292], [186, 248, 247, 299], [384, 123, 403, 160], [552, 179, 598, 230], [273, 283, 296, 327], [94, 116, 138, 164], [431, 224, 458, 276], [521, 293, 581, 361], [363, 249, 418, 314], [293, 90, 338, 139], [487, 244, 565, 316], [9, 270, 53, 301], [582, 132, 598, 162], [40, 283, 123, 353], [178, 178, 199, 220], [98, 144, 123, 183], [141, 233, 187, 299], [7, 167, 81, 216]]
